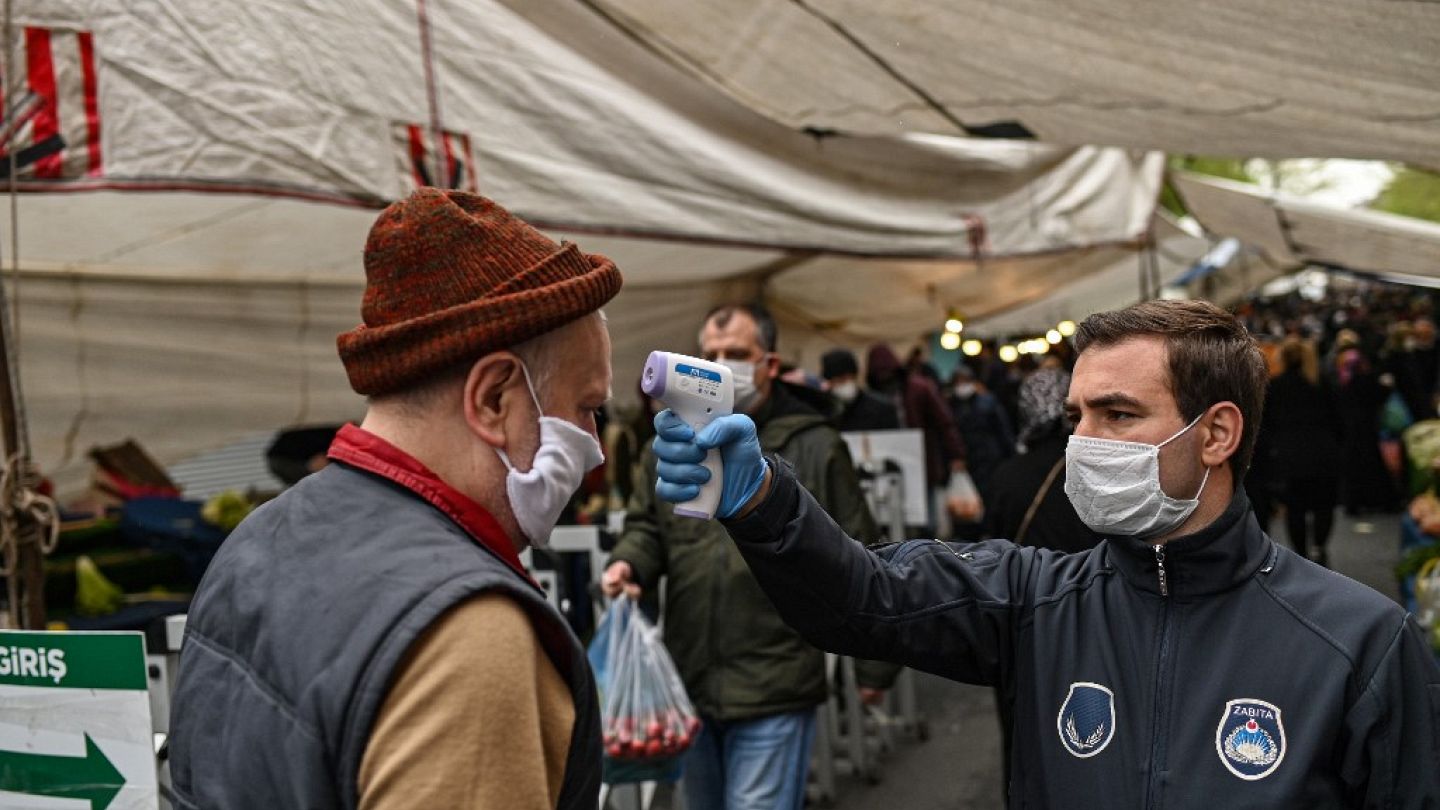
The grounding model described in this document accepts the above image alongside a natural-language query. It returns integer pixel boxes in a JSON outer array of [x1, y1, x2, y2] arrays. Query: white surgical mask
[[718, 358, 760, 412], [1063, 411, 1211, 539], [955, 382, 977, 399], [494, 363, 604, 548], [832, 380, 859, 404]]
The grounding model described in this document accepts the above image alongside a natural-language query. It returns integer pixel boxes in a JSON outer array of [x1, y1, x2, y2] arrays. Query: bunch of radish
[[603, 710, 702, 759], [599, 597, 701, 761]]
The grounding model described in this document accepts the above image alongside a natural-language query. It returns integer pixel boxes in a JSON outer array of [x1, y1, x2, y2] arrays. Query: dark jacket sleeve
[[723, 457, 1033, 686], [1340, 617, 1440, 806]]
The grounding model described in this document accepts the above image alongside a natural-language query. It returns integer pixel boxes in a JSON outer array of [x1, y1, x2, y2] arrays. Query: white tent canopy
[[963, 215, 1271, 336], [591, 0, 1440, 166], [19, 0, 1159, 256], [11, 0, 1172, 494]]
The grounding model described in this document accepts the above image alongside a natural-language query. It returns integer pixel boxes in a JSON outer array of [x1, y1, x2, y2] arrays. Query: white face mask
[[831, 380, 859, 404], [1063, 411, 1211, 540], [494, 363, 605, 548], [955, 382, 978, 399], [718, 358, 761, 412]]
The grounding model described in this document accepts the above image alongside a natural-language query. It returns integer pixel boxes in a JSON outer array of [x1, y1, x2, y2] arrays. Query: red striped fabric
[[77, 31, 102, 177], [460, 133, 477, 191], [407, 123, 427, 187], [25, 27, 61, 179], [441, 130, 456, 188]]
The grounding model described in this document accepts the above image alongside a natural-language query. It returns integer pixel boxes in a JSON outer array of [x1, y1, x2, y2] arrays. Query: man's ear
[[760, 352, 782, 381], [464, 353, 524, 447], [1201, 401, 1243, 469]]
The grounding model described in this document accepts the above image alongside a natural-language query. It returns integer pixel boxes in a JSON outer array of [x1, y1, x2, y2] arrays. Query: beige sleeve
[[358, 592, 576, 810]]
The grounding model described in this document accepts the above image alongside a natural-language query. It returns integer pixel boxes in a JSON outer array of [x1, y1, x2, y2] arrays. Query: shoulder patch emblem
[[1057, 681, 1116, 758], [1216, 698, 1286, 780]]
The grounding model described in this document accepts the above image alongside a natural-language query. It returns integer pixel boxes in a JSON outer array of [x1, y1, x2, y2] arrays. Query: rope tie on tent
[[0, 452, 59, 579]]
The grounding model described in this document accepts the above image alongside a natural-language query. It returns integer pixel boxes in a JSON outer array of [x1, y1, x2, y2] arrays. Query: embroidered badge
[[1216, 699, 1286, 780], [1057, 682, 1116, 758]]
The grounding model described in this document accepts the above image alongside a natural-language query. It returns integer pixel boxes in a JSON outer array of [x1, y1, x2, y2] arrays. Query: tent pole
[[0, 0, 46, 630]]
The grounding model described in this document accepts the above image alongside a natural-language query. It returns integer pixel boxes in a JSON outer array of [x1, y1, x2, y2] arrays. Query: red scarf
[[327, 424, 535, 587]]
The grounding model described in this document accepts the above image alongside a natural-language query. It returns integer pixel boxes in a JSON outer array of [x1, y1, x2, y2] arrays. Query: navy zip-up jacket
[[726, 459, 1440, 808]]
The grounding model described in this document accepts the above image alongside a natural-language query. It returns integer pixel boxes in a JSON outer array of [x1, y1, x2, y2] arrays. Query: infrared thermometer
[[642, 351, 734, 519]]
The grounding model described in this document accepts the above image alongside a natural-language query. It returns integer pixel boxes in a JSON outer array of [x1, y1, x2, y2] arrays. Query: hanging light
[[1057, 320, 1077, 337], [961, 339, 982, 356], [1034, 339, 1050, 354], [939, 331, 961, 351], [944, 308, 965, 334], [999, 345, 1019, 363], [1046, 329, 1062, 344]]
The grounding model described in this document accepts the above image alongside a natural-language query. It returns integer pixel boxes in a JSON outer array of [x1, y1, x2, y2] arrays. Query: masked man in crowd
[[603, 303, 876, 810], [651, 300, 1440, 808], [170, 190, 620, 809], [820, 347, 900, 432]]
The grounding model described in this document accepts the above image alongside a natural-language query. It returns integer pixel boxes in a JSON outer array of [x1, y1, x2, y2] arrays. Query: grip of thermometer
[[674, 447, 723, 520]]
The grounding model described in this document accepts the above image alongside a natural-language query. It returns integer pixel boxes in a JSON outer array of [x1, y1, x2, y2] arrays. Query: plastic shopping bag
[[588, 597, 700, 775], [945, 469, 984, 523]]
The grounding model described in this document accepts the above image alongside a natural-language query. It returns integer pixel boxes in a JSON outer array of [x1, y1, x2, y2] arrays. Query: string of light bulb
[[937, 317, 1080, 365]]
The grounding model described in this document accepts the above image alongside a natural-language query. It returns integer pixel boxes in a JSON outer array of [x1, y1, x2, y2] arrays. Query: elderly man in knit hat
[[169, 189, 621, 810]]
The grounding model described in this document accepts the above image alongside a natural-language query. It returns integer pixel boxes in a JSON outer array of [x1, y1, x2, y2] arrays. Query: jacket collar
[[327, 424, 536, 587], [1103, 488, 1274, 598]]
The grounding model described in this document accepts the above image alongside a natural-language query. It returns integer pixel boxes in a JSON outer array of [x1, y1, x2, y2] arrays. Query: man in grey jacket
[[650, 299, 1440, 808]]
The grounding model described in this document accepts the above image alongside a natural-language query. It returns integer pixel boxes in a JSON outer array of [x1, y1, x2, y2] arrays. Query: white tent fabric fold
[[592, 0, 1440, 166], [16, 0, 1160, 258], [1174, 173, 1440, 279]]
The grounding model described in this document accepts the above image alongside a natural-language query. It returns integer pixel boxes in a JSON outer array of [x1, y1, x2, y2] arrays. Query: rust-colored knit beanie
[[337, 189, 622, 396]]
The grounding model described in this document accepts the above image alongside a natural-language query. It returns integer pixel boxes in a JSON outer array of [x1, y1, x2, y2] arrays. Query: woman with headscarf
[[983, 368, 1100, 553]]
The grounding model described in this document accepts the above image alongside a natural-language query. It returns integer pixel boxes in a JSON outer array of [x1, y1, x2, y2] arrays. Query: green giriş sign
[[0, 630, 157, 810]]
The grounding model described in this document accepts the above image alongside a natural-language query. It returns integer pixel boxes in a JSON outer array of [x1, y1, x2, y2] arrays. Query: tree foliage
[[1168, 155, 1255, 184], [1372, 166, 1440, 223]]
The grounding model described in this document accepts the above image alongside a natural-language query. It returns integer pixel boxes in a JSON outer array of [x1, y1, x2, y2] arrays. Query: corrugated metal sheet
[[167, 432, 285, 501]]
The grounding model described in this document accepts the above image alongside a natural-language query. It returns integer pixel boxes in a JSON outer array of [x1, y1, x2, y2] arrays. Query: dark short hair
[[820, 348, 858, 380], [704, 303, 778, 353], [1074, 300, 1268, 484]]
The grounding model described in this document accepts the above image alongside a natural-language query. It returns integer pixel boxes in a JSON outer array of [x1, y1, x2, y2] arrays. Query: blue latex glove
[[653, 410, 767, 519]]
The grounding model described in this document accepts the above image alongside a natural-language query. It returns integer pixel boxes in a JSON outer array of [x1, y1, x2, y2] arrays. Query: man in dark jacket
[[947, 363, 1014, 497], [820, 347, 900, 432], [170, 190, 617, 809], [652, 300, 1440, 808], [603, 304, 875, 810]]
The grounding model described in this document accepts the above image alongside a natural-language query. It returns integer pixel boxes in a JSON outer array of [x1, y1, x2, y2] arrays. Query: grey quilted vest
[[168, 462, 601, 809]]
